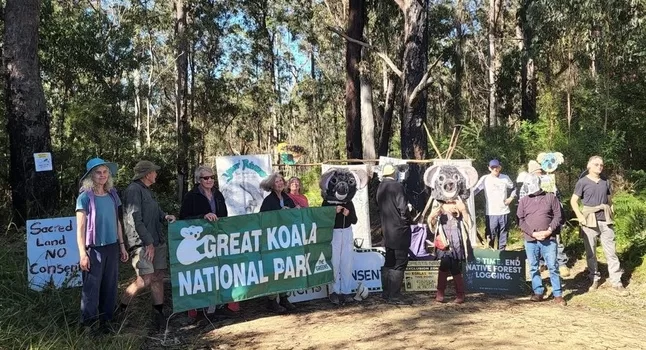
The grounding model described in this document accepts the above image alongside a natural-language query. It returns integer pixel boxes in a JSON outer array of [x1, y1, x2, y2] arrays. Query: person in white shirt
[[473, 159, 516, 250]]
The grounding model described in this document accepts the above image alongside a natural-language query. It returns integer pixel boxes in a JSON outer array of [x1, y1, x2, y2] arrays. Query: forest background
[[1, 0, 646, 348]]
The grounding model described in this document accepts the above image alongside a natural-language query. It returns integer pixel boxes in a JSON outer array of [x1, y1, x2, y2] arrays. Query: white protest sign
[[285, 249, 386, 303], [321, 164, 372, 248], [215, 154, 272, 216], [26, 217, 81, 291], [352, 248, 385, 292]]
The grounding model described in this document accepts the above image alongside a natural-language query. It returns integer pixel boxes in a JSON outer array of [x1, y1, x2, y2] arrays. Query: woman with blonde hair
[[75, 158, 128, 333], [259, 172, 297, 313], [286, 176, 309, 208]]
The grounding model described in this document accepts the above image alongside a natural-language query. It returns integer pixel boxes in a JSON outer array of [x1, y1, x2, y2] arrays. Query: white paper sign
[[352, 248, 385, 292], [26, 217, 81, 291], [33, 152, 53, 172], [215, 154, 272, 216], [321, 164, 372, 248], [285, 285, 328, 303]]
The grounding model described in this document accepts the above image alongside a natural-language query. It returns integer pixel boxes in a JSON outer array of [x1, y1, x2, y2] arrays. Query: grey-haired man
[[119, 160, 176, 330]]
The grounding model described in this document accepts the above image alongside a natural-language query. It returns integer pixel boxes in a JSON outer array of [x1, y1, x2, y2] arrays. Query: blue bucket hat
[[81, 157, 118, 181]]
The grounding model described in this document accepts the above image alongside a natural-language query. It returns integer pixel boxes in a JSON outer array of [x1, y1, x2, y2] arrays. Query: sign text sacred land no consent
[[168, 206, 336, 312]]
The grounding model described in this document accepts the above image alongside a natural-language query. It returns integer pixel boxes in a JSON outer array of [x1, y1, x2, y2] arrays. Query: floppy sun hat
[[382, 164, 396, 177], [81, 157, 118, 181]]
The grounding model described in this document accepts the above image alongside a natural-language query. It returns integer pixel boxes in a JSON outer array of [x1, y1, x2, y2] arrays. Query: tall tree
[[345, 0, 364, 159], [4, 0, 58, 222], [174, 0, 189, 201], [517, 0, 536, 122], [396, 0, 429, 209], [487, 0, 501, 127]]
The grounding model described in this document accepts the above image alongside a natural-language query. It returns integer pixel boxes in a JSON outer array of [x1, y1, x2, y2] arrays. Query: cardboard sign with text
[[26, 217, 81, 291], [404, 260, 440, 291], [464, 249, 527, 295]]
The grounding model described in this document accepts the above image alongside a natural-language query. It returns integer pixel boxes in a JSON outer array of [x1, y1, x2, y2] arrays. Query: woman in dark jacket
[[179, 165, 228, 221], [259, 172, 297, 313], [180, 165, 230, 320]]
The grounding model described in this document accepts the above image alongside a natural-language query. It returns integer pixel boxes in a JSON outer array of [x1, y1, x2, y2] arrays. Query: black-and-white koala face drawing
[[319, 168, 369, 204], [423, 164, 478, 201]]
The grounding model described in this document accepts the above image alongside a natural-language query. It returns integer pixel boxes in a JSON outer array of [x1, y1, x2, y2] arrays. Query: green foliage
[[0, 237, 142, 349], [300, 166, 323, 207], [609, 192, 646, 277]]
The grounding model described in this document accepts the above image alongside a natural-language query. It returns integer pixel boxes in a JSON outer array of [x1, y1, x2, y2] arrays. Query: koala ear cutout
[[423, 165, 441, 187], [351, 169, 369, 189], [396, 164, 409, 173], [319, 169, 336, 190], [458, 166, 479, 189], [554, 152, 564, 165], [536, 152, 547, 163]]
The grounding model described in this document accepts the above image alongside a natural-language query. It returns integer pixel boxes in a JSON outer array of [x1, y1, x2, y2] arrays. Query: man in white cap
[[118, 160, 176, 331], [473, 159, 516, 250], [376, 164, 412, 304]]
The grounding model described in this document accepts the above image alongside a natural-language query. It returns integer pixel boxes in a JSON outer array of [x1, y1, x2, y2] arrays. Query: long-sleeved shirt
[[123, 180, 167, 248], [516, 192, 562, 241], [473, 174, 516, 215]]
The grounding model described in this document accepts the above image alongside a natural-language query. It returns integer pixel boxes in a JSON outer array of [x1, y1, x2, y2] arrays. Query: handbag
[[433, 228, 449, 251]]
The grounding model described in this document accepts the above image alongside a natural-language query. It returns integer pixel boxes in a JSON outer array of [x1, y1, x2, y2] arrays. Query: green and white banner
[[168, 207, 336, 312]]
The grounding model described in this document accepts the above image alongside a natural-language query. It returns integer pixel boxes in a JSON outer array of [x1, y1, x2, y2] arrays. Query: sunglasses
[[200, 176, 216, 181]]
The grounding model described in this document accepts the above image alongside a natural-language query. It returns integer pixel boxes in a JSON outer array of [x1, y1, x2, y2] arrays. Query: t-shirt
[[574, 176, 611, 221], [76, 191, 121, 246], [474, 174, 515, 215]]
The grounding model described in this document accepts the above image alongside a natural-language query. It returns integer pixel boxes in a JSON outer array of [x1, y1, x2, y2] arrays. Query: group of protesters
[[75, 154, 628, 335]]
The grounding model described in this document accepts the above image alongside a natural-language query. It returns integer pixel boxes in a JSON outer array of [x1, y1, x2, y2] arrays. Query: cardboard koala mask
[[423, 164, 478, 202], [319, 168, 369, 204]]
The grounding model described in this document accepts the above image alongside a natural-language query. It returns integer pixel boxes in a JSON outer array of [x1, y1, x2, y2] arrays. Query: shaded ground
[[137, 258, 646, 350]]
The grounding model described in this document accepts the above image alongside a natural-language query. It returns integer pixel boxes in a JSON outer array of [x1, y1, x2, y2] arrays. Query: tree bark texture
[[175, 0, 189, 201], [345, 0, 364, 159], [378, 72, 397, 156], [4, 0, 59, 223], [487, 0, 499, 127], [452, 0, 465, 124], [360, 67, 376, 161], [518, 0, 537, 122], [398, 0, 428, 210]]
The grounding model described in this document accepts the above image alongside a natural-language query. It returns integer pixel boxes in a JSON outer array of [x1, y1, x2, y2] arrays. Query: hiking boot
[[589, 280, 600, 291], [453, 274, 466, 304], [329, 292, 341, 305], [530, 293, 544, 302], [553, 296, 567, 307], [267, 299, 287, 314], [612, 285, 630, 297], [380, 267, 390, 299], [279, 297, 296, 311], [559, 266, 571, 277], [435, 271, 449, 303], [342, 294, 355, 304]]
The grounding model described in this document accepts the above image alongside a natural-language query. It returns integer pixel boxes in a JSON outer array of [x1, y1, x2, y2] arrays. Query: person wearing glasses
[[179, 165, 231, 320], [570, 156, 628, 296]]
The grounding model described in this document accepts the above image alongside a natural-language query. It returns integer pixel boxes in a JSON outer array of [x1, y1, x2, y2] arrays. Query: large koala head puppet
[[423, 164, 478, 202], [319, 168, 369, 204], [537, 152, 564, 173]]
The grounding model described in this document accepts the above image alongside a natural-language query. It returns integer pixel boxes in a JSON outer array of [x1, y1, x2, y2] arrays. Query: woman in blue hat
[[75, 158, 128, 332]]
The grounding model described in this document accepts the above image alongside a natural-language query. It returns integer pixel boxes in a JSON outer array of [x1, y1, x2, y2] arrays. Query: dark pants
[[485, 214, 508, 250], [81, 243, 119, 324], [385, 248, 409, 271], [439, 256, 463, 276]]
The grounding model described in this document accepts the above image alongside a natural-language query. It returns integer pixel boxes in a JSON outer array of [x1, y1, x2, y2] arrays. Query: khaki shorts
[[131, 243, 168, 276]]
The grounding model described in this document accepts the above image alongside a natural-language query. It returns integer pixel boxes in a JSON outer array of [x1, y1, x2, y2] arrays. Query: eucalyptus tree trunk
[[174, 0, 189, 201], [487, 0, 499, 127], [517, 0, 537, 122], [345, 0, 364, 159], [4, 0, 59, 223], [397, 0, 429, 210], [377, 71, 397, 156], [360, 65, 376, 161]]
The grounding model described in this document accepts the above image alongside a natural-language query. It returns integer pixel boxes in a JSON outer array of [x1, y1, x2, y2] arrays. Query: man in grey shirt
[[570, 155, 628, 296], [118, 160, 177, 329]]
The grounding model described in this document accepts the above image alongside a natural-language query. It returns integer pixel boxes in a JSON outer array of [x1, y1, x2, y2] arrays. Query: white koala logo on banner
[[176, 225, 209, 265]]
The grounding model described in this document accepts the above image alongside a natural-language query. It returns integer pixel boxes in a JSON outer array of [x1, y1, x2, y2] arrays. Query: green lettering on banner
[[463, 249, 528, 295], [168, 206, 336, 313]]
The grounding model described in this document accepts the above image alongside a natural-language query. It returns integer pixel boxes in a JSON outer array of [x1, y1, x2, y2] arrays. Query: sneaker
[[279, 297, 296, 311], [267, 299, 287, 314], [589, 280, 600, 291], [612, 285, 630, 297], [530, 293, 544, 302], [559, 266, 571, 277], [553, 296, 567, 307], [329, 292, 340, 305]]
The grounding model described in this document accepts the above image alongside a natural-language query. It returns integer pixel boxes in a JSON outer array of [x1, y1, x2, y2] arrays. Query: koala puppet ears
[[319, 168, 369, 190], [537, 152, 565, 164], [423, 164, 479, 189]]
